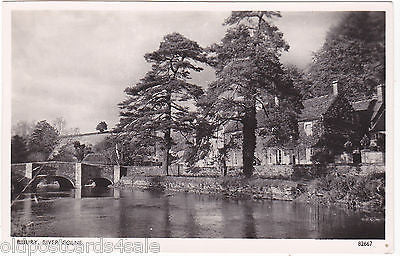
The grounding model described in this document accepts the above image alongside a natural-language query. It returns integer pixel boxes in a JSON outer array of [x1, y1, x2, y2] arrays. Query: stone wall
[[227, 165, 294, 179], [119, 175, 298, 201], [180, 166, 222, 177], [125, 166, 164, 176], [123, 165, 294, 178], [359, 164, 385, 176], [176, 165, 294, 178], [122, 163, 385, 180], [254, 165, 293, 178], [125, 165, 222, 177], [325, 164, 385, 176], [361, 150, 385, 164]]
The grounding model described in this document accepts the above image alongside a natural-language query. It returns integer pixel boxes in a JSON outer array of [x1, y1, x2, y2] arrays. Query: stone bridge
[[11, 162, 124, 193]]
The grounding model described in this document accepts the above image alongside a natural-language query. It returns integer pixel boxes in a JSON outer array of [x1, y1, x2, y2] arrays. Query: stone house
[[265, 82, 385, 165], [204, 82, 385, 167]]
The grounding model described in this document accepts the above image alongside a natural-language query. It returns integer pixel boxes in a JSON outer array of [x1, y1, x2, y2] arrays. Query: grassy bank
[[117, 168, 385, 213], [295, 172, 385, 212]]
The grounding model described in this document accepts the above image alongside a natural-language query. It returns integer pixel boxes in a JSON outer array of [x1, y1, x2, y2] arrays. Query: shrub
[[148, 176, 165, 191], [292, 164, 328, 180], [315, 171, 385, 211]]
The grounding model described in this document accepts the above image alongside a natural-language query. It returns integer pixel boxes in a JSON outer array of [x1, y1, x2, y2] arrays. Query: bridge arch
[[52, 176, 75, 190], [90, 177, 112, 187], [31, 175, 75, 191]]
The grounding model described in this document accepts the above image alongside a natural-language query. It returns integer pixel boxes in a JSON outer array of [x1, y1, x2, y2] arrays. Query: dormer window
[[304, 121, 313, 136]]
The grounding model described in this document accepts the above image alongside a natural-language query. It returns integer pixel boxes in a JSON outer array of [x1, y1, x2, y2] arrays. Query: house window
[[304, 121, 313, 136], [267, 150, 272, 164], [233, 151, 238, 166], [276, 149, 282, 164], [290, 149, 296, 164]]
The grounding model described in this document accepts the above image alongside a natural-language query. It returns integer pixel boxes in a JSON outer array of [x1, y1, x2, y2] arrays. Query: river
[[11, 187, 385, 238]]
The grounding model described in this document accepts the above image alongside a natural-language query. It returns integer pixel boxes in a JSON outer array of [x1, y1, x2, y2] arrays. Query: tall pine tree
[[206, 11, 301, 177], [118, 33, 208, 175]]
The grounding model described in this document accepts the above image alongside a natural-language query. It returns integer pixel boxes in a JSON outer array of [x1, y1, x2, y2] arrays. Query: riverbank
[[116, 168, 385, 213]]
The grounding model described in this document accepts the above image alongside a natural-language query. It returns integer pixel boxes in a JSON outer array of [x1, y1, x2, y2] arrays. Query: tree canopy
[[118, 32, 209, 174], [93, 134, 159, 166], [312, 96, 363, 163], [11, 135, 28, 163], [305, 12, 385, 100], [27, 120, 59, 161], [73, 141, 93, 162], [12, 120, 36, 139], [96, 121, 108, 133], [203, 11, 302, 176]]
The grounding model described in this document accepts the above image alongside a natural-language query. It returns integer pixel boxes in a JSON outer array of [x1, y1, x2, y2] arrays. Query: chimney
[[377, 84, 384, 102], [332, 80, 338, 96]]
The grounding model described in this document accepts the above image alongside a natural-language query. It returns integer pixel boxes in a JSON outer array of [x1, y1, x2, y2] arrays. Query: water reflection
[[163, 198, 171, 237], [75, 188, 81, 199], [11, 188, 385, 239], [242, 201, 256, 238]]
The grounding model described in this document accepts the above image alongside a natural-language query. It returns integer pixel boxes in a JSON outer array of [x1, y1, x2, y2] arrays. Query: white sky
[[11, 11, 344, 133]]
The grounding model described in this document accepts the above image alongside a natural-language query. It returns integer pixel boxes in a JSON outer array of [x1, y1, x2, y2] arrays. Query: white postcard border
[[1, 1, 395, 255]]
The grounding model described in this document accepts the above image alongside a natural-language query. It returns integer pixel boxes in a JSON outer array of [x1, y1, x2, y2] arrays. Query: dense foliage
[[93, 134, 159, 166], [27, 120, 59, 162], [73, 141, 93, 162], [11, 135, 28, 163], [312, 97, 363, 163], [305, 12, 385, 100], [204, 11, 302, 176], [96, 121, 108, 133], [118, 33, 208, 174]]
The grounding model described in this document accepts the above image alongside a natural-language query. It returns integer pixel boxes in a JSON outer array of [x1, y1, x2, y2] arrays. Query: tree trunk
[[162, 94, 172, 176], [222, 150, 227, 176], [162, 131, 171, 176], [242, 105, 256, 177]]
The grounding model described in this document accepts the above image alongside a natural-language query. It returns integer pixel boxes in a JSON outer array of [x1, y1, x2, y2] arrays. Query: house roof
[[299, 95, 337, 121], [299, 94, 376, 121], [370, 100, 385, 133], [223, 93, 380, 134], [370, 100, 384, 122]]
